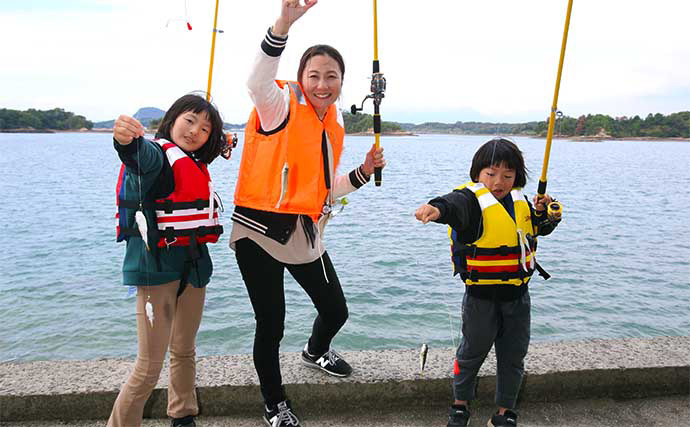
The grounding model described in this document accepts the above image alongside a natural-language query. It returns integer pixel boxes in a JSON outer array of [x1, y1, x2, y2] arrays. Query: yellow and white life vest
[[449, 182, 538, 286]]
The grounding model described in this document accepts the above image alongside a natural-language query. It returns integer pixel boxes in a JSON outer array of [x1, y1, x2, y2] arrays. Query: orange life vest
[[234, 80, 345, 222]]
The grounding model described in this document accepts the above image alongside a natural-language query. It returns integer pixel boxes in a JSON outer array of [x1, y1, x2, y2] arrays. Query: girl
[[230, 1, 385, 426], [110, 93, 226, 427], [415, 138, 560, 427]]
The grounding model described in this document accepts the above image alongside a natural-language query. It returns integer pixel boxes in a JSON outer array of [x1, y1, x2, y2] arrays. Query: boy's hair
[[156, 93, 225, 164], [297, 44, 345, 85], [469, 137, 529, 188]]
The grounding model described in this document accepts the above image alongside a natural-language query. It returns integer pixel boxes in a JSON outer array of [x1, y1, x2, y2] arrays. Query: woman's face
[[170, 110, 211, 152], [300, 54, 342, 118]]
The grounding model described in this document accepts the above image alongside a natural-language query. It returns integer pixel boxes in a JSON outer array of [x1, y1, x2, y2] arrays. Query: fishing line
[[165, 0, 192, 30], [411, 223, 459, 349]]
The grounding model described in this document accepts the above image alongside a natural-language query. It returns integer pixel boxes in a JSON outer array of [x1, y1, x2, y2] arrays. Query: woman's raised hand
[[273, 0, 318, 35], [113, 115, 145, 146]]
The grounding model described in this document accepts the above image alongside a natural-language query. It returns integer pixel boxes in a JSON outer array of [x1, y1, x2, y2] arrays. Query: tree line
[[399, 112, 690, 138], [342, 111, 402, 134], [0, 108, 93, 131]]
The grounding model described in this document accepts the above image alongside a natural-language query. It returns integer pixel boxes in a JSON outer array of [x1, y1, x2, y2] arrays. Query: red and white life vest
[[116, 139, 222, 248]]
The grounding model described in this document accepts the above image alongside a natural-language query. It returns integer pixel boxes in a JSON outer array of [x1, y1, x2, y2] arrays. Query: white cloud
[[1, 0, 689, 123]]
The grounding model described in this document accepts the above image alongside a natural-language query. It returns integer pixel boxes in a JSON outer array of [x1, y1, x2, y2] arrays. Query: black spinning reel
[[351, 72, 386, 114]]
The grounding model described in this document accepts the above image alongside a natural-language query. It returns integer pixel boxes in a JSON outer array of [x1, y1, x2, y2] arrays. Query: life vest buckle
[[163, 199, 174, 214]]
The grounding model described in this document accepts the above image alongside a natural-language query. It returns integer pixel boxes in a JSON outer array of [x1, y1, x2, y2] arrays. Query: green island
[[2, 107, 688, 139]]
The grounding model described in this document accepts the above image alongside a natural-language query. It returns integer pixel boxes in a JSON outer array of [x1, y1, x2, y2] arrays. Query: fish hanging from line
[[134, 210, 150, 251], [419, 343, 429, 373], [145, 296, 155, 328]]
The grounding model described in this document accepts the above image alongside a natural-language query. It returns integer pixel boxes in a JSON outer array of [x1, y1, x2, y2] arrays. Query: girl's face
[[170, 110, 211, 152], [300, 54, 342, 119], [478, 162, 516, 200]]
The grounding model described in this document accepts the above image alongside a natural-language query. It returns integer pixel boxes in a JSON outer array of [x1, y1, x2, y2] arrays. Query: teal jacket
[[115, 137, 213, 287]]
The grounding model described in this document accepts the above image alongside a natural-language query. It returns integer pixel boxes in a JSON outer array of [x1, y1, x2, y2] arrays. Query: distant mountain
[[93, 107, 245, 130], [133, 107, 165, 126]]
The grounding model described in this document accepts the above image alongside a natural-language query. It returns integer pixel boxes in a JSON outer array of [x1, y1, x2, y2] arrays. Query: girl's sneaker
[[264, 400, 300, 427], [301, 345, 353, 377], [488, 409, 518, 427], [447, 404, 471, 427], [170, 415, 195, 427]]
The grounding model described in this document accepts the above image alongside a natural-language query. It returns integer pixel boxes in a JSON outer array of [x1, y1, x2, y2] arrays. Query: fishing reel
[[220, 132, 238, 160], [351, 72, 386, 114], [547, 200, 563, 223]]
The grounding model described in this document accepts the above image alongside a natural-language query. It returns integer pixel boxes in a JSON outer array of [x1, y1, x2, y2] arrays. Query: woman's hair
[[156, 93, 225, 164], [297, 44, 345, 84], [469, 137, 529, 187]]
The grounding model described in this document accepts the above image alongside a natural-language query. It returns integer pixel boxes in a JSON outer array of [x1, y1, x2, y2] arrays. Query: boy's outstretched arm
[[415, 204, 440, 224], [414, 190, 474, 233]]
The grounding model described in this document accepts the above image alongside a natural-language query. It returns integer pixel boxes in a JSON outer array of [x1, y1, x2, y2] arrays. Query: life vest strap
[[465, 244, 523, 257], [534, 259, 551, 280], [466, 269, 532, 281], [119, 198, 211, 212]]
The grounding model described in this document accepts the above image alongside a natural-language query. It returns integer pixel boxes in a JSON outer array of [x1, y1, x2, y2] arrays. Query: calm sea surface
[[1, 132, 689, 362]]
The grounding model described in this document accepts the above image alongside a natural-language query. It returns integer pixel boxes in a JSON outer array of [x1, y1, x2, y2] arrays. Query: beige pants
[[107, 281, 206, 427]]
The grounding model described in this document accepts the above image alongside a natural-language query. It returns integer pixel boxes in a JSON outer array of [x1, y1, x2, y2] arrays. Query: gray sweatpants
[[453, 290, 531, 409]]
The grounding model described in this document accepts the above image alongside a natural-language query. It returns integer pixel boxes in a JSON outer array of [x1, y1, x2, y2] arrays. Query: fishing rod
[[538, 0, 573, 221], [206, 0, 223, 101], [351, 0, 385, 186], [204, 0, 238, 160]]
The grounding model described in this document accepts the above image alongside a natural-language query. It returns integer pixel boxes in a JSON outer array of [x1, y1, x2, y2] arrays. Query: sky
[[2, 0, 689, 124]]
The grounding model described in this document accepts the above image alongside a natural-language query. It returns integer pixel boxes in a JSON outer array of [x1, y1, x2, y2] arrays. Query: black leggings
[[235, 238, 349, 406]]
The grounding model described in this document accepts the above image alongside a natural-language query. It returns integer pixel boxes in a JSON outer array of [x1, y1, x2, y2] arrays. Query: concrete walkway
[[3, 396, 689, 426], [1, 336, 688, 425]]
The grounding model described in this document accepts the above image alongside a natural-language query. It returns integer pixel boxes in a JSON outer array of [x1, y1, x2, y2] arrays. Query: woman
[[230, 1, 385, 426]]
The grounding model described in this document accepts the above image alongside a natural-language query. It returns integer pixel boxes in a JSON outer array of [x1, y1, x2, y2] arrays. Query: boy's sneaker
[[170, 415, 196, 427], [447, 404, 471, 427], [301, 344, 353, 377], [488, 409, 518, 427], [264, 400, 300, 427]]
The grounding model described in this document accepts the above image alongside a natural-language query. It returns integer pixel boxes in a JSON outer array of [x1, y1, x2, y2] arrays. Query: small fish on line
[[135, 210, 149, 251], [419, 343, 429, 373], [145, 298, 155, 328]]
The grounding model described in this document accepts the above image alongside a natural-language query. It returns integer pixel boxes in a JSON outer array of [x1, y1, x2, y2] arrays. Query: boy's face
[[478, 162, 516, 200]]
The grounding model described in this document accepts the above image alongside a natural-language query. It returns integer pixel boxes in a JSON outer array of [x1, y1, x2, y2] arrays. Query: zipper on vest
[[208, 181, 215, 220], [275, 162, 289, 209]]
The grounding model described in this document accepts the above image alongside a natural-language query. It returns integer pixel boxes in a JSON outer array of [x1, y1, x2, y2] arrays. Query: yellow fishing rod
[[206, 0, 222, 101], [538, 0, 573, 221], [351, 0, 386, 186]]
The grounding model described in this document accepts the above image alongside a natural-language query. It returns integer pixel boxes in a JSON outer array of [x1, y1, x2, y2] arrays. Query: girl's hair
[[469, 137, 529, 187], [156, 93, 225, 164], [297, 44, 345, 85]]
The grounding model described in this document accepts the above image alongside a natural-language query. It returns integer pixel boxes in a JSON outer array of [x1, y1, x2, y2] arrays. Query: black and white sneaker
[[488, 409, 518, 427], [170, 415, 195, 427], [447, 404, 471, 427], [301, 344, 353, 377], [264, 400, 300, 427]]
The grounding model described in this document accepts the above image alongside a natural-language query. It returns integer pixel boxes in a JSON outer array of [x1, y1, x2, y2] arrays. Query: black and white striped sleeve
[[349, 165, 371, 188], [261, 27, 288, 57], [332, 165, 371, 198]]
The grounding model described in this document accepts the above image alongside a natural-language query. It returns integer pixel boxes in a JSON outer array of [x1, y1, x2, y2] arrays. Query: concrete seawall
[[1, 336, 688, 422]]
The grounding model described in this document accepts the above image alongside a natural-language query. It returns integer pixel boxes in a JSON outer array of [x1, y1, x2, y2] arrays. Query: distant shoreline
[[2, 128, 688, 142]]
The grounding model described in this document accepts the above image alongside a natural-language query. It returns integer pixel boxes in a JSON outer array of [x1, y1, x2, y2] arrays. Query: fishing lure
[[134, 210, 149, 251], [145, 296, 155, 328], [419, 343, 429, 373]]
